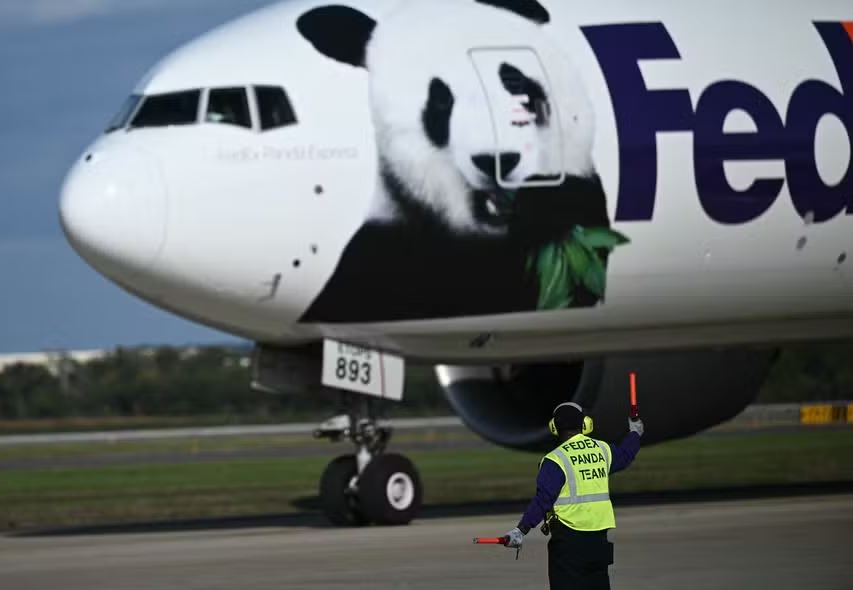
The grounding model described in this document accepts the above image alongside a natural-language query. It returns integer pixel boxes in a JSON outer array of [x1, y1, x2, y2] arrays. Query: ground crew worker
[[503, 402, 643, 590]]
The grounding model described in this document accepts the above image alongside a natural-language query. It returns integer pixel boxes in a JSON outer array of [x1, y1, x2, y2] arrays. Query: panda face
[[413, 60, 563, 230], [297, 0, 594, 235], [372, 60, 559, 233], [433, 61, 559, 185]]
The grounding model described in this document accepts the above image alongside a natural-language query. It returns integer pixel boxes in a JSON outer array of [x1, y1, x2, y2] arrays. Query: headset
[[548, 402, 594, 436]]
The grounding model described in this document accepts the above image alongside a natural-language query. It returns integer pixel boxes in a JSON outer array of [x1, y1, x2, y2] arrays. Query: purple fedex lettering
[[693, 81, 786, 224], [583, 22, 853, 224], [786, 23, 853, 222], [581, 24, 693, 221]]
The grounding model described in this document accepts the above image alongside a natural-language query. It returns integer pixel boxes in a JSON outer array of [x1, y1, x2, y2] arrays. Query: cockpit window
[[255, 86, 297, 130], [105, 94, 142, 133], [206, 87, 252, 129], [130, 90, 200, 128]]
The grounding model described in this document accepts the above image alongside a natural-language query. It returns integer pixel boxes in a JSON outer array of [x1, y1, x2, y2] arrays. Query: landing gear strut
[[315, 395, 423, 526]]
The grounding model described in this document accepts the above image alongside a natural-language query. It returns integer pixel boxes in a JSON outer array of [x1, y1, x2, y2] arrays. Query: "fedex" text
[[582, 22, 853, 224]]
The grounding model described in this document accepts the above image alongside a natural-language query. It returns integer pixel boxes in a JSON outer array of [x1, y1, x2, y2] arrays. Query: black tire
[[319, 455, 368, 526], [357, 453, 423, 526]]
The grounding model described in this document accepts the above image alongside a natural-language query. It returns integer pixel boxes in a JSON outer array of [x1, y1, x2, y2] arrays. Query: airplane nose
[[60, 146, 167, 273]]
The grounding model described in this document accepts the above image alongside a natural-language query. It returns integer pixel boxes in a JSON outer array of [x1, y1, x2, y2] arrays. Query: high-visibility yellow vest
[[543, 433, 615, 531]]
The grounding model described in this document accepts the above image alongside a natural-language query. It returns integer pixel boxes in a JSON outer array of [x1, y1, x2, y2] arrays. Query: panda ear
[[474, 0, 550, 24], [296, 5, 377, 68]]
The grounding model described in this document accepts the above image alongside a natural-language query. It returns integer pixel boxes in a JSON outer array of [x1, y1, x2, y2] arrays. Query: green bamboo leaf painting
[[564, 241, 592, 285], [527, 225, 630, 311], [537, 244, 570, 310], [581, 253, 607, 297], [537, 242, 558, 280], [576, 227, 630, 249]]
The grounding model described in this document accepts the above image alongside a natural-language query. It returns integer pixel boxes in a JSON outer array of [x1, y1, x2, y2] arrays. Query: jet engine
[[436, 348, 778, 451]]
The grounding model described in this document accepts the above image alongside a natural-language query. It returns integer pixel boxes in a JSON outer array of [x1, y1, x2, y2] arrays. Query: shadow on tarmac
[[9, 480, 853, 538]]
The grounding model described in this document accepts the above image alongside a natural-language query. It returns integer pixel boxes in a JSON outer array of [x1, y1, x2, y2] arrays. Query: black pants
[[547, 521, 614, 590]]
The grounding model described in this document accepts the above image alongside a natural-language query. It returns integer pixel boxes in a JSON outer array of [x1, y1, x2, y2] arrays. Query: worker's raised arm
[[608, 419, 644, 474], [516, 458, 565, 533]]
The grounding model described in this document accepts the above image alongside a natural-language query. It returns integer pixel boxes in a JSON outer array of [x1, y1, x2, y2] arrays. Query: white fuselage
[[60, 0, 853, 362]]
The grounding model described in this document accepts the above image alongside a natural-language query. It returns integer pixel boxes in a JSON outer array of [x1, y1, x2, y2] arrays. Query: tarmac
[[1, 494, 850, 590]]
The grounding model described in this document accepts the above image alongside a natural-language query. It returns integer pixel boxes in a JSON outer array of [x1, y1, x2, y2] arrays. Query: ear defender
[[549, 402, 593, 436]]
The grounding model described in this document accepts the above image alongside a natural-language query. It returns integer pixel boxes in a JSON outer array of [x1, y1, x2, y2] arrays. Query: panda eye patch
[[499, 63, 527, 94], [428, 77, 454, 110], [499, 62, 550, 126], [422, 77, 455, 148]]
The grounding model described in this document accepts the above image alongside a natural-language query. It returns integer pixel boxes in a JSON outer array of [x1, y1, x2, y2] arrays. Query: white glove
[[629, 418, 644, 437], [504, 527, 524, 549]]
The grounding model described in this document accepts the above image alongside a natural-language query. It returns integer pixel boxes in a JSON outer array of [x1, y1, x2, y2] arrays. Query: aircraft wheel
[[319, 455, 368, 526], [357, 453, 423, 525]]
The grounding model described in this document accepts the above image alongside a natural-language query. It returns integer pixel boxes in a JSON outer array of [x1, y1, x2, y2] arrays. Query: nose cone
[[60, 146, 167, 275]]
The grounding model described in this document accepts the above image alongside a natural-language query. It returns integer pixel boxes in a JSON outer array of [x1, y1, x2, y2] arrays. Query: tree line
[[0, 346, 449, 421], [0, 341, 849, 421]]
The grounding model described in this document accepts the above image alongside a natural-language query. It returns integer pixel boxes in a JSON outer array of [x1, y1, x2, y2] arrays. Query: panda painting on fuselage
[[298, 0, 629, 323]]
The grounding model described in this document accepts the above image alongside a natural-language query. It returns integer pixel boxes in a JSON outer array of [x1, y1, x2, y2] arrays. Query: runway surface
[[1, 494, 850, 590], [0, 417, 464, 446]]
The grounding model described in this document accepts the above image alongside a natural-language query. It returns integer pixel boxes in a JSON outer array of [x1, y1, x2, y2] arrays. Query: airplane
[[59, 0, 853, 526]]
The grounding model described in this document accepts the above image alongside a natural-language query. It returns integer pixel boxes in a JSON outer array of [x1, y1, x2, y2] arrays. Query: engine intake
[[437, 348, 777, 451]]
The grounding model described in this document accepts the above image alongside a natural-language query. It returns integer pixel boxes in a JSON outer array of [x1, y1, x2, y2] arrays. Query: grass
[[0, 429, 851, 531], [610, 429, 853, 492], [0, 428, 474, 462]]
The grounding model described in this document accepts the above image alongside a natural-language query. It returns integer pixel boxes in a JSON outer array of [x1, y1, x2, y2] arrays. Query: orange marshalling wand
[[473, 536, 508, 545], [473, 536, 520, 560], [629, 372, 639, 419]]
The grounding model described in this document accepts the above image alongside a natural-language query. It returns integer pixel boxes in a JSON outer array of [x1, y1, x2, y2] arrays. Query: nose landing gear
[[315, 397, 423, 526]]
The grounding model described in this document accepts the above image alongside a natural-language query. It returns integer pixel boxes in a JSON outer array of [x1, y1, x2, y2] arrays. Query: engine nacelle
[[436, 348, 777, 451]]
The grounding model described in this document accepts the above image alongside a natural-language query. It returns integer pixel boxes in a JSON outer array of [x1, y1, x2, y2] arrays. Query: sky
[[0, 0, 277, 353]]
